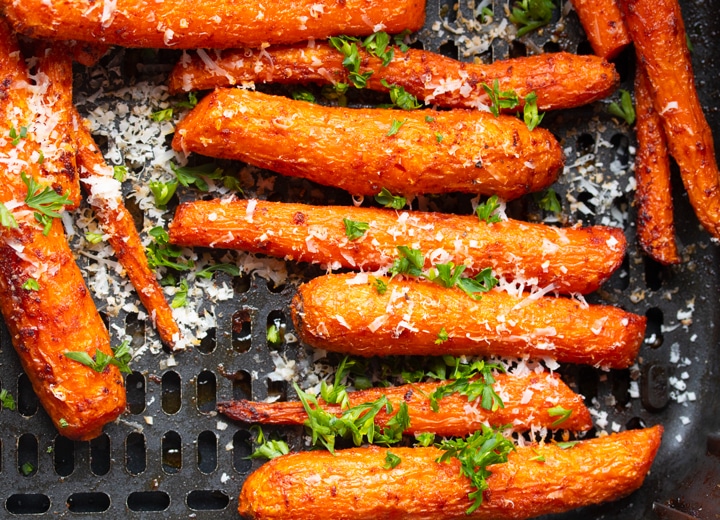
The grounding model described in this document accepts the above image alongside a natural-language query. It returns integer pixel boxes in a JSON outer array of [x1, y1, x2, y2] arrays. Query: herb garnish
[[533, 188, 562, 214], [195, 263, 241, 279], [113, 165, 128, 182], [150, 108, 174, 122], [548, 405, 572, 427], [482, 79, 520, 117], [329, 36, 373, 88], [21, 172, 72, 235], [22, 278, 39, 291], [343, 218, 370, 241], [428, 359, 505, 413], [381, 79, 422, 110], [10, 125, 28, 146], [0, 389, 16, 410], [248, 425, 290, 460], [149, 180, 178, 208], [84, 231, 104, 244], [509, 0, 556, 37], [320, 356, 355, 408], [475, 194, 502, 223], [374, 187, 407, 209], [64, 340, 133, 374], [608, 89, 636, 125], [20, 462, 34, 476], [267, 324, 282, 346], [171, 162, 227, 192], [386, 118, 407, 136], [415, 432, 435, 447], [171, 278, 189, 308], [146, 226, 195, 272], [292, 88, 316, 103], [436, 426, 515, 513], [383, 451, 402, 469], [523, 91, 544, 130], [435, 327, 449, 344]]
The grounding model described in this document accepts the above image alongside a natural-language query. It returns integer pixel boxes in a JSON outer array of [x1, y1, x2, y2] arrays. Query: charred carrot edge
[[239, 426, 663, 520], [168, 199, 626, 295], [73, 111, 182, 350], [1, 0, 426, 49], [634, 65, 680, 265], [570, 0, 631, 59], [620, 0, 720, 240], [173, 88, 563, 200], [30, 41, 82, 208], [219, 372, 593, 434], [291, 274, 645, 369], [0, 21, 125, 440], [62, 41, 110, 67], [169, 44, 619, 112]]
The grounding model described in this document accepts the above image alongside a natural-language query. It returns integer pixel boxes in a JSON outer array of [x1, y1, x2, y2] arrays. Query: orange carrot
[[1, 0, 426, 49], [570, 0, 631, 59], [219, 372, 593, 434], [291, 274, 644, 368], [173, 88, 563, 200], [239, 426, 663, 520], [168, 44, 619, 112], [620, 0, 720, 240], [169, 199, 626, 295], [634, 64, 680, 264]]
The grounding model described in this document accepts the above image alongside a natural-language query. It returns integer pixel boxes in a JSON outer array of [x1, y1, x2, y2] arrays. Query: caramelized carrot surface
[[1, 0, 426, 49], [219, 372, 593, 434], [74, 111, 182, 349], [0, 21, 125, 440], [169, 44, 618, 112], [634, 65, 680, 265], [570, 0, 631, 59], [620, 0, 720, 239], [169, 199, 626, 295], [238, 426, 663, 520], [291, 274, 644, 368], [173, 88, 563, 200]]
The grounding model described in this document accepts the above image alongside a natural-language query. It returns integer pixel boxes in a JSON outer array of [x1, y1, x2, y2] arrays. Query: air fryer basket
[[1, 0, 719, 518]]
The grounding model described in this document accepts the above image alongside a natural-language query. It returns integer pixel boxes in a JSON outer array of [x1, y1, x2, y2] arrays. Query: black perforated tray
[[1, 1, 720, 518]]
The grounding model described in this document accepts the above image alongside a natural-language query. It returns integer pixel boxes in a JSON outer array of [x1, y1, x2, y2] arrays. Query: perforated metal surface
[[1, 0, 719, 518]]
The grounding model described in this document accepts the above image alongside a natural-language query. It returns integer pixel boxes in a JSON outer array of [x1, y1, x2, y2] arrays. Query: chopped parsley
[[435, 327, 449, 344], [557, 440, 579, 449], [548, 405, 572, 427], [386, 118, 408, 136], [533, 188, 562, 214], [248, 425, 290, 460], [381, 79, 421, 110], [389, 246, 425, 278], [10, 125, 28, 146], [428, 359, 505, 413], [373, 277, 388, 295], [64, 340, 132, 374], [112, 165, 128, 182], [171, 162, 226, 192], [149, 180, 178, 208], [608, 89, 636, 125], [329, 35, 373, 88], [267, 324, 282, 346], [84, 231, 104, 244], [320, 356, 355, 408], [343, 218, 370, 241], [363, 31, 394, 66], [171, 279, 189, 308], [195, 263, 241, 279], [523, 91, 544, 130], [482, 79, 520, 117], [59, 418, 69, 428], [292, 88, 316, 103], [146, 226, 195, 272], [0, 202, 17, 229], [435, 132, 444, 143], [509, 0, 556, 37], [374, 187, 407, 209], [20, 462, 34, 476], [0, 389, 16, 410], [21, 172, 72, 235], [475, 194, 502, 223], [175, 92, 198, 109], [436, 426, 515, 513], [150, 108, 174, 122], [22, 278, 39, 291], [414, 432, 435, 447], [383, 451, 402, 469]]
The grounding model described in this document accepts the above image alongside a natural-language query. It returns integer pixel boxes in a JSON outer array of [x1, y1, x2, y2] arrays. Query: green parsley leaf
[[171, 162, 225, 192], [414, 432, 435, 447], [59, 418, 69, 428], [386, 118, 407, 136], [150, 108, 174, 122], [113, 165, 128, 182], [425, 115, 435, 123], [0, 389, 16, 410], [64, 340, 133, 374], [478, 5, 494, 23], [530, 449, 546, 462], [393, 30, 412, 52], [389, 246, 425, 278], [437, 426, 515, 513], [557, 441, 579, 449], [248, 425, 290, 460], [320, 356, 355, 409], [686, 33, 694, 53], [175, 92, 199, 109], [267, 324, 282, 346], [476, 194, 502, 223], [435, 132, 444, 143], [292, 88, 316, 103], [84, 232, 104, 244], [363, 31, 393, 66], [0, 202, 17, 229], [374, 187, 407, 209], [455, 267, 498, 300], [523, 91, 545, 130], [509, 0, 556, 37], [429, 359, 505, 413], [533, 188, 562, 214], [343, 218, 370, 241], [22, 278, 39, 291], [171, 278, 189, 308], [329, 35, 373, 88], [383, 451, 401, 469], [10, 125, 28, 146], [21, 172, 72, 235], [435, 327, 449, 345], [146, 226, 195, 272], [608, 89, 636, 125], [427, 262, 466, 288], [195, 263, 241, 279], [482, 79, 520, 117], [381, 79, 421, 110], [548, 405, 572, 427], [149, 180, 178, 208], [20, 462, 34, 476], [373, 277, 388, 295]]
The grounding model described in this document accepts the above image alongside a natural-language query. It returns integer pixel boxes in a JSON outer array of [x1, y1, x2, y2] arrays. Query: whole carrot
[[291, 274, 644, 368], [239, 426, 663, 520], [219, 372, 593, 435], [634, 64, 680, 264], [168, 199, 626, 295], [173, 88, 563, 200], [168, 44, 619, 112], [620, 0, 720, 240], [1, 0, 426, 49], [570, 0, 631, 59]]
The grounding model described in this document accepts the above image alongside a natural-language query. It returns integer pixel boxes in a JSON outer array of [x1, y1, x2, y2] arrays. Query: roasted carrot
[[63, 41, 110, 67], [0, 20, 125, 440], [169, 44, 619, 112], [570, 0, 631, 59], [620, 0, 720, 240], [169, 199, 626, 295], [219, 372, 593, 434], [173, 88, 563, 200], [239, 426, 663, 519], [291, 274, 644, 369], [634, 65, 680, 265], [1, 0, 426, 49], [73, 111, 183, 350]]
